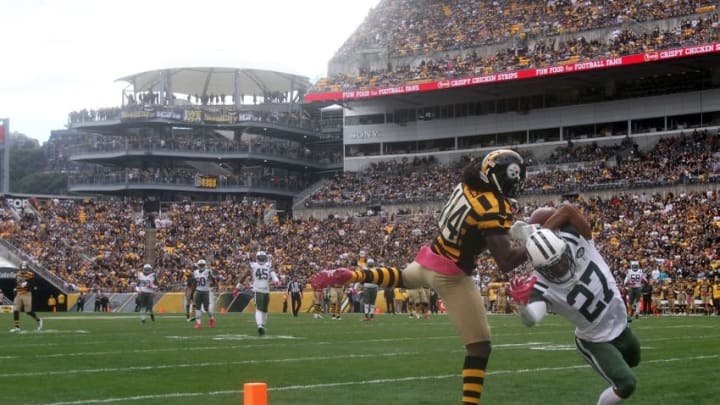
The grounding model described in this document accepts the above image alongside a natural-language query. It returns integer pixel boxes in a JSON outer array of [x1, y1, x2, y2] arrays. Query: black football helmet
[[479, 149, 526, 198]]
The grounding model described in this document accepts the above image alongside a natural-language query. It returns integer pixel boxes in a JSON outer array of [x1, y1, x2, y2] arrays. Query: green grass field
[[1, 311, 718, 405]]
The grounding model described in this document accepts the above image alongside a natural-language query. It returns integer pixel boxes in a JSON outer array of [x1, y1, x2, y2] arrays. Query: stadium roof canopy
[[116, 67, 311, 96]]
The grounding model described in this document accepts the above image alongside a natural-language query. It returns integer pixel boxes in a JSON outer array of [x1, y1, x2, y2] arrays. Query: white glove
[[509, 221, 538, 242]]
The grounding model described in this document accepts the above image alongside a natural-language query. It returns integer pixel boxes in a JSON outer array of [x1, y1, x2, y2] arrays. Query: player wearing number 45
[[508, 204, 641, 405], [238, 251, 280, 336]]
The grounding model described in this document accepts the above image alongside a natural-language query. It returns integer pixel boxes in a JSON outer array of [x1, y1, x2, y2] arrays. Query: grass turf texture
[[1, 312, 717, 405]]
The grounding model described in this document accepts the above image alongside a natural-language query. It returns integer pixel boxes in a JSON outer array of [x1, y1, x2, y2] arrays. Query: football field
[[1, 311, 717, 405]]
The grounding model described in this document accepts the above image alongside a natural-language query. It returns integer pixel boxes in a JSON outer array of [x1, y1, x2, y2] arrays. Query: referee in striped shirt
[[287, 277, 303, 317]]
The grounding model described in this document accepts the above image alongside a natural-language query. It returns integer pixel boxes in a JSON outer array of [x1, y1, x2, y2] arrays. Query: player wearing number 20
[[509, 205, 640, 405]]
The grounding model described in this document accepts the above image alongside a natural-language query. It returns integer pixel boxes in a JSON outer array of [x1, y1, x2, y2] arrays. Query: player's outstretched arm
[[544, 204, 592, 239], [486, 233, 528, 273]]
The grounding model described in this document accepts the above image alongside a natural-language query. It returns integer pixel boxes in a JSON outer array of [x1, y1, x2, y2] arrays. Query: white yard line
[[31, 353, 720, 405]]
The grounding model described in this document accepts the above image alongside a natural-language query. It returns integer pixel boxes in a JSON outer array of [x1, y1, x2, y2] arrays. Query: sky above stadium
[[0, 0, 379, 144]]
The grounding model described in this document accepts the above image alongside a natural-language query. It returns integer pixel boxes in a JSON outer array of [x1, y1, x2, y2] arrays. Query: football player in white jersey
[[239, 251, 280, 336], [360, 258, 379, 321], [192, 259, 217, 329], [508, 205, 641, 405], [624, 261, 646, 319], [136, 264, 157, 324]]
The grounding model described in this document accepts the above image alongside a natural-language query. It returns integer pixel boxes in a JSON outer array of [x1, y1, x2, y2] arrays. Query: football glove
[[508, 275, 537, 305], [509, 221, 538, 242]]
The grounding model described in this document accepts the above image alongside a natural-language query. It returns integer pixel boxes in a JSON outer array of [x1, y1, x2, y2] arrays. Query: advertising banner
[[304, 43, 720, 102]]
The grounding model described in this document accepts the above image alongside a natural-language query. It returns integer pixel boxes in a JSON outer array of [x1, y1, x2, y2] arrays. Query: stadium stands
[[2, 130, 718, 307], [304, 129, 720, 207], [312, 1, 719, 93]]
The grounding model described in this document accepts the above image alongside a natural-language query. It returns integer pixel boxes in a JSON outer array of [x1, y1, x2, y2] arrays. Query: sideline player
[[184, 263, 196, 322], [509, 205, 640, 405], [136, 264, 157, 324], [10, 262, 43, 332], [192, 259, 217, 329], [624, 261, 646, 319], [239, 251, 280, 336]]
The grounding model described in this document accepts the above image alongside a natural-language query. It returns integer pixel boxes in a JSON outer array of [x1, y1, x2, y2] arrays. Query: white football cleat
[[36, 319, 43, 331], [9, 327, 21, 333]]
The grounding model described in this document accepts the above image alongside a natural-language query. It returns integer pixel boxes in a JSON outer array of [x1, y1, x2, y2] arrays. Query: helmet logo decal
[[506, 163, 521, 179]]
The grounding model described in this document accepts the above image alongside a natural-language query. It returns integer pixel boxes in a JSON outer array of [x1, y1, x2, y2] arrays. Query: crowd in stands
[[46, 129, 341, 192], [67, 167, 312, 192], [334, 0, 716, 59], [526, 130, 720, 193], [1, 188, 718, 302], [2, 131, 719, 298], [312, 1, 718, 93], [306, 129, 720, 207], [0, 198, 270, 294], [61, 132, 341, 165]]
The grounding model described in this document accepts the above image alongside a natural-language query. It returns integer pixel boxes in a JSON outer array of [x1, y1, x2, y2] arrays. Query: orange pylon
[[243, 382, 267, 404]]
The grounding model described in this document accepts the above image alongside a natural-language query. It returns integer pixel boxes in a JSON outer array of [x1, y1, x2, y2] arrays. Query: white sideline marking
[[33, 353, 720, 405], [529, 344, 575, 351], [5, 330, 717, 361], [1, 352, 420, 378], [49, 316, 168, 320], [0, 338, 545, 361], [212, 334, 300, 340]]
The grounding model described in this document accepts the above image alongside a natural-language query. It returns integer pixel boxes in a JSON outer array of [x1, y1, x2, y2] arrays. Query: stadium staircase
[[292, 178, 332, 211], [0, 239, 68, 295]]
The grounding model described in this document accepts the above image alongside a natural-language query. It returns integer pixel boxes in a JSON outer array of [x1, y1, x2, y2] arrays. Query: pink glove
[[508, 275, 537, 305]]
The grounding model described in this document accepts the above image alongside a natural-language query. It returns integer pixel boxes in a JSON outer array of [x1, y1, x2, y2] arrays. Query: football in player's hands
[[21, 281, 28, 288], [528, 206, 556, 225], [508, 275, 536, 305]]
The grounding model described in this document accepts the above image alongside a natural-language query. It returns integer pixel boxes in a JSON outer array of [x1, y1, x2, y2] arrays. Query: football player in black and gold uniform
[[312, 149, 529, 405], [11, 262, 43, 332], [184, 265, 197, 322]]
